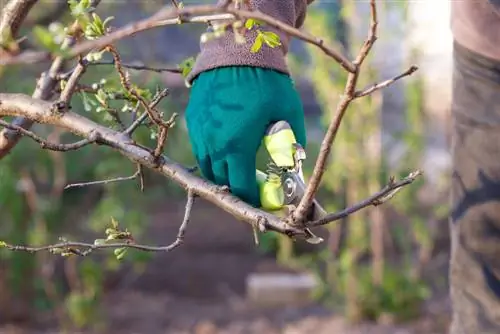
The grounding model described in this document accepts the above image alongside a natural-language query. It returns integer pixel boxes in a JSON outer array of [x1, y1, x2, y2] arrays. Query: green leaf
[[245, 18, 264, 30], [110, 217, 119, 229], [32, 26, 60, 52], [261, 31, 282, 48], [114, 247, 127, 260], [250, 34, 264, 53], [179, 56, 195, 78]]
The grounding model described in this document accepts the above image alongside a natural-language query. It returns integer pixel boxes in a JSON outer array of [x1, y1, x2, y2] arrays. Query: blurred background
[[0, 0, 453, 333]]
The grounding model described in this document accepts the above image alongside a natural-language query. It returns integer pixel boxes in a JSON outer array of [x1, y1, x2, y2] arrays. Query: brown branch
[[153, 113, 177, 158], [0, 190, 196, 255], [354, 65, 418, 98], [307, 171, 422, 227], [291, 0, 382, 225], [1, 4, 354, 72], [0, 0, 103, 159], [0, 119, 97, 151]]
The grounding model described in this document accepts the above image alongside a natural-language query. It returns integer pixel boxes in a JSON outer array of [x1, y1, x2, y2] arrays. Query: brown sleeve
[[295, 0, 309, 28]]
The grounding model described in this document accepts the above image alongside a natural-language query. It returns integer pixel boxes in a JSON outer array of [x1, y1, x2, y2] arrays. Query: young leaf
[[261, 31, 282, 48], [114, 247, 127, 260], [32, 26, 60, 52], [250, 34, 264, 53], [111, 217, 119, 229], [179, 56, 195, 78]]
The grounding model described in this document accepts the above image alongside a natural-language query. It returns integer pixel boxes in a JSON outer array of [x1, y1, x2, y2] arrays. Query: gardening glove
[[184, 66, 307, 208]]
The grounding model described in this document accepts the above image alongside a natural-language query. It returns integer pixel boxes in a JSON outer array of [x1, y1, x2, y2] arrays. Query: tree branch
[[1, 4, 354, 72], [0, 119, 97, 151], [0, 190, 196, 256], [354, 65, 418, 98], [307, 171, 422, 227], [0, 93, 306, 238]]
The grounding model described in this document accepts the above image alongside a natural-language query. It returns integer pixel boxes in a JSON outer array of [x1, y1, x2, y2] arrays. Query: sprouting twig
[[153, 113, 177, 158], [64, 164, 142, 190], [308, 171, 422, 227], [0, 190, 196, 256], [108, 46, 171, 129], [0, 119, 98, 151], [124, 88, 169, 136], [355, 65, 419, 98]]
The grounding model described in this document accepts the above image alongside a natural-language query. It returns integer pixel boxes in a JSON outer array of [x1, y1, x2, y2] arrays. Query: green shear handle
[[256, 121, 325, 244]]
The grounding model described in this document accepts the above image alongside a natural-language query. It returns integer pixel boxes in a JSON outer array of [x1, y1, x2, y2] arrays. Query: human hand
[[184, 66, 307, 208]]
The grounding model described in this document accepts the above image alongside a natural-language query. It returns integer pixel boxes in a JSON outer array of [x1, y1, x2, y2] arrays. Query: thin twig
[[307, 171, 422, 227], [0, 119, 97, 151], [90, 59, 182, 74], [0, 190, 196, 255], [355, 65, 418, 98], [124, 88, 169, 136], [153, 113, 178, 158], [64, 164, 142, 190]]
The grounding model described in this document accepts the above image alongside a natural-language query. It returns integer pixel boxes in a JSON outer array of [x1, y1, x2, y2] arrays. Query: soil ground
[[0, 199, 452, 334]]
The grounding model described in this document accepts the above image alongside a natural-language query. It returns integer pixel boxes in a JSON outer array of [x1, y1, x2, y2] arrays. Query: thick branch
[[0, 93, 306, 238]]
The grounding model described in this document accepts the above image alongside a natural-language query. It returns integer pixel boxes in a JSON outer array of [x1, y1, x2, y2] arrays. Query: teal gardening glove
[[184, 66, 307, 208]]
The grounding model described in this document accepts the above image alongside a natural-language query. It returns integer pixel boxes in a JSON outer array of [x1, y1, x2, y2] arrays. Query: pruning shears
[[256, 120, 325, 244]]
